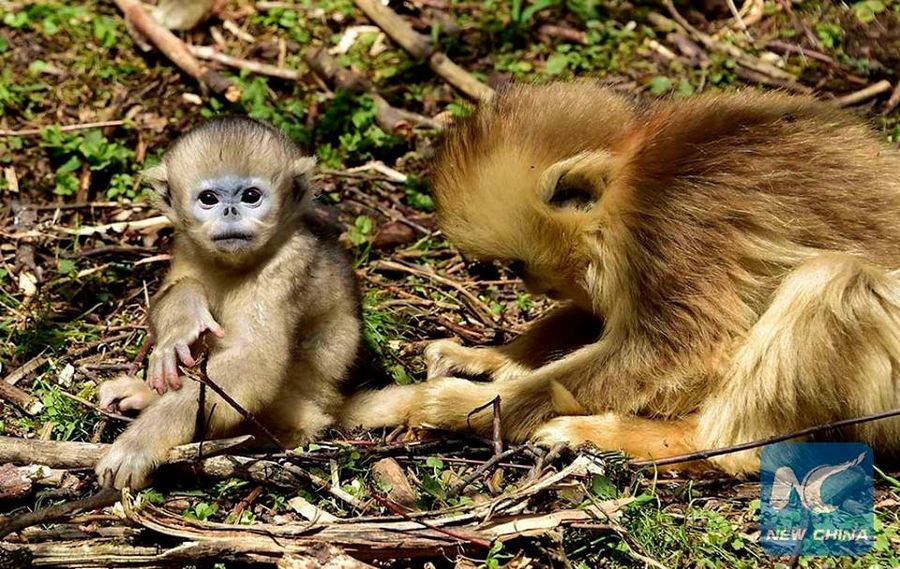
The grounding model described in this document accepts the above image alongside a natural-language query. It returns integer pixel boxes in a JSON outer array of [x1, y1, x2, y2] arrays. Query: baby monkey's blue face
[[190, 175, 274, 252]]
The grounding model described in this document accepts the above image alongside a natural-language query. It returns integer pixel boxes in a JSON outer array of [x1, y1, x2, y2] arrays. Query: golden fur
[[96, 117, 364, 488], [346, 81, 900, 475]]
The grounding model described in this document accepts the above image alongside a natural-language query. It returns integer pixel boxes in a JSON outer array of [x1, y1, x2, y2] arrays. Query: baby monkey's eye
[[241, 188, 262, 204], [199, 191, 219, 206]]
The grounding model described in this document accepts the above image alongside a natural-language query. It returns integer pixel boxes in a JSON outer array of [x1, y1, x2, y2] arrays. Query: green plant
[[852, 0, 887, 23], [510, 0, 558, 30], [40, 127, 135, 197], [185, 501, 219, 521]]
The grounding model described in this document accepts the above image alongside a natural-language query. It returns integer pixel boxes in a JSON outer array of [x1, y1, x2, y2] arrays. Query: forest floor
[[1, 0, 899, 567]]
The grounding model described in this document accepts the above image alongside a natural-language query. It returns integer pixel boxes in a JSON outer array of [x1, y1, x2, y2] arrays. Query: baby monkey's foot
[[424, 339, 515, 380], [148, 302, 224, 394], [99, 376, 158, 414], [95, 436, 164, 489]]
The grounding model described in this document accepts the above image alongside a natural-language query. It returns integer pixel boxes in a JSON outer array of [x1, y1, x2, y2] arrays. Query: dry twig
[[656, 2, 810, 93], [354, 0, 493, 101], [0, 120, 126, 137], [835, 80, 893, 107], [112, 0, 241, 101]]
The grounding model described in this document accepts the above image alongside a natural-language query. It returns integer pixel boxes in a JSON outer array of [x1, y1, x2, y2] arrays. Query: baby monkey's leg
[[95, 344, 281, 489], [427, 304, 601, 381]]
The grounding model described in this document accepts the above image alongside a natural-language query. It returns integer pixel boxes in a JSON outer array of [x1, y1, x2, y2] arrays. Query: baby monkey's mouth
[[211, 232, 255, 250], [212, 231, 253, 242]]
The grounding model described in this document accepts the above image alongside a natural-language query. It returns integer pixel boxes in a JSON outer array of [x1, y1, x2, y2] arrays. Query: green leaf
[[57, 259, 76, 275], [589, 474, 619, 499], [347, 215, 374, 246], [140, 488, 165, 505], [647, 76, 672, 95], [57, 155, 81, 174], [520, 0, 558, 24], [852, 0, 886, 23], [28, 60, 51, 75], [814, 23, 842, 49], [545, 53, 569, 75]]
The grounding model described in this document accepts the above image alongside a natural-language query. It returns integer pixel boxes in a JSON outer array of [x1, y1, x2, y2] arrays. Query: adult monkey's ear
[[141, 163, 177, 222], [539, 151, 612, 211], [291, 156, 317, 201]]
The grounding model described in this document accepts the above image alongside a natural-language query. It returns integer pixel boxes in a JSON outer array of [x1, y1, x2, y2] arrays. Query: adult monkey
[[345, 81, 900, 475]]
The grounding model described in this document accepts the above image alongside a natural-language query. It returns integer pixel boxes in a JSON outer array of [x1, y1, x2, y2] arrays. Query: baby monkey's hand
[[148, 299, 224, 394]]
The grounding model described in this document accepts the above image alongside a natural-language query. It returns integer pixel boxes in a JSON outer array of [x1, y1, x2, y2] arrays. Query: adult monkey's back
[[344, 81, 900, 475]]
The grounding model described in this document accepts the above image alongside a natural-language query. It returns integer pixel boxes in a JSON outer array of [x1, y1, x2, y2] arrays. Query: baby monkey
[[350, 81, 900, 475], [96, 117, 364, 489]]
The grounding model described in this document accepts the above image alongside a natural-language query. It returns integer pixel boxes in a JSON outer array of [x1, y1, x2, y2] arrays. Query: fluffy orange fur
[[346, 81, 900, 474]]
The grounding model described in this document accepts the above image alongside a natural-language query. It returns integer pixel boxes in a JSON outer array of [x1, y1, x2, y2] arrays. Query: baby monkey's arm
[[147, 273, 224, 394]]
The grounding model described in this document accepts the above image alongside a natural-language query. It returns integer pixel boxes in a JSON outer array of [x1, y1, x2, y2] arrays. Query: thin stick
[[0, 120, 126, 137], [57, 390, 133, 423], [196, 361, 289, 451], [189, 45, 302, 81], [883, 81, 900, 115], [369, 260, 497, 329], [449, 446, 522, 496], [631, 406, 900, 468], [491, 396, 502, 458], [367, 493, 492, 549], [835, 80, 892, 107], [0, 488, 121, 539], [354, 0, 493, 101], [127, 333, 153, 377]]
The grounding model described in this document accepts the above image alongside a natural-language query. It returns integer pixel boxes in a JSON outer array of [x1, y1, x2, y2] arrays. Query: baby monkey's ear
[[539, 151, 612, 211], [141, 163, 178, 221], [292, 156, 317, 200]]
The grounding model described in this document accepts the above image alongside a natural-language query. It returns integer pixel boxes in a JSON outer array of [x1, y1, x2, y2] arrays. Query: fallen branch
[[0, 489, 121, 540], [835, 80, 892, 107], [631, 406, 900, 468], [59, 214, 171, 237], [884, 81, 900, 115], [354, 0, 493, 101], [189, 45, 303, 81], [279, 550, 376, 569], [112, 0, 241, 101], [0, 381, 42, 415], [0, 120, 126, 138], [122, 489, 487, 560], [655, 3, 810, 93], [0, 434, 253, 470]]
